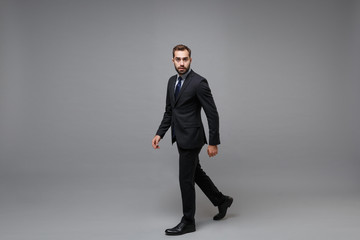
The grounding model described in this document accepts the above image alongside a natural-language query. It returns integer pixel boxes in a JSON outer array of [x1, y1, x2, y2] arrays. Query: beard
[[175, 64, 190, 75]]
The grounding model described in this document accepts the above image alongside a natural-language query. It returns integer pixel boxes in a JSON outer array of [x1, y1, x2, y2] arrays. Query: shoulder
[[169, 74, 177, 82], [167, 75, 177, 86], [189, 71, 213, 95], [189, 70, 205, 81], [188, 70, 207, 87]]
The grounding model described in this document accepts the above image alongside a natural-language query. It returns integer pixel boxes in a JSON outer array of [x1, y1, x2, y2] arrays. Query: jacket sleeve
[[196, 79, 220, 145], [156, 82, 172, 138]]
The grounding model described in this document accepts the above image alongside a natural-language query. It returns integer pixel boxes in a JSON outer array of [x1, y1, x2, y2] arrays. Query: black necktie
[[174, 76, 182, 98]]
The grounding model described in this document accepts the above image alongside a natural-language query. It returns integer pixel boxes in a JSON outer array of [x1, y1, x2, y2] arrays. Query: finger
[[153, 138, 160, 149]]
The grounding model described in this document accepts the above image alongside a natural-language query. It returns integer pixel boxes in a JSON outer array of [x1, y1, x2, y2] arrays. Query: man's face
[[172, 50, 192, 75]]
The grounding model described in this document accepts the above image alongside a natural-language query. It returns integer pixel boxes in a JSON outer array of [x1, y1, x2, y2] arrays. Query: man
[[152, 44, 233, 236]]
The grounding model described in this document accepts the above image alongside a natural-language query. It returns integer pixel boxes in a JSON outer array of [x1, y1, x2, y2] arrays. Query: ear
[[172, 58, 175, 63]]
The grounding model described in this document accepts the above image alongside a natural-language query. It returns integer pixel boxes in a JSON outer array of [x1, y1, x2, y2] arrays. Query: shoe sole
[[165, 228, 196, 236]]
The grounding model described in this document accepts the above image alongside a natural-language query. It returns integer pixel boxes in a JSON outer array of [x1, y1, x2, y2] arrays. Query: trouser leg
[[177, 146, 201, 224], [194, 162, 225, 206], [177, 145, 226, 224]]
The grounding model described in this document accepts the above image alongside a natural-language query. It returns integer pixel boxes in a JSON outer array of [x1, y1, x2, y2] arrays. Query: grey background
[[0, 0, 359, 239]]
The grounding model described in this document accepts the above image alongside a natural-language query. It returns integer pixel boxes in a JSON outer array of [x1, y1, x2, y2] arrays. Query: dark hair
[[172, 44, 191, 58]]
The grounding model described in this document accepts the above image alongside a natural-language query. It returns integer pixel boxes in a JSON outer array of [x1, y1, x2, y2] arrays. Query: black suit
[[156, 70, 225, 223]]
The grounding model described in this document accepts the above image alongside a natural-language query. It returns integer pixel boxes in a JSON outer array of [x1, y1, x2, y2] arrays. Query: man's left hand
[[207, 145, 218, 157]]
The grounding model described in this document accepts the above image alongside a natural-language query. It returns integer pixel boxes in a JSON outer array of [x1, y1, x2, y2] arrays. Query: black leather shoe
[[165, 222, 196, 235], [213, 196, 233, 220]]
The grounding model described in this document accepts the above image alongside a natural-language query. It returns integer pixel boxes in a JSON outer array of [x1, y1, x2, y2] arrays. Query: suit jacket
[[156, 70, 220, 149]]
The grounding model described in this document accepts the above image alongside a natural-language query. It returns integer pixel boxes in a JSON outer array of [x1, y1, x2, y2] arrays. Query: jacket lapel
[[174, 70, 193, 105]]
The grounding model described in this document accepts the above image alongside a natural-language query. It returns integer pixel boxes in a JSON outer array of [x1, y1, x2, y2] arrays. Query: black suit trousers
[[177, 144, 225, 223]]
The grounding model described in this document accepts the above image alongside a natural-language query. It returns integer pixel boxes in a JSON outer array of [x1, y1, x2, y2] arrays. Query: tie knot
[[178, 76, 182, 81]]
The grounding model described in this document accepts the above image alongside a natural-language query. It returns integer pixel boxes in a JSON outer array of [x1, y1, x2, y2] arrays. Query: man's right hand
[[152, 135, 161, 149]]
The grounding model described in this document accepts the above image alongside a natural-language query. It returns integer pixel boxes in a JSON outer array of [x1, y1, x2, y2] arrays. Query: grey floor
[[1, 158, 360, 240]]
